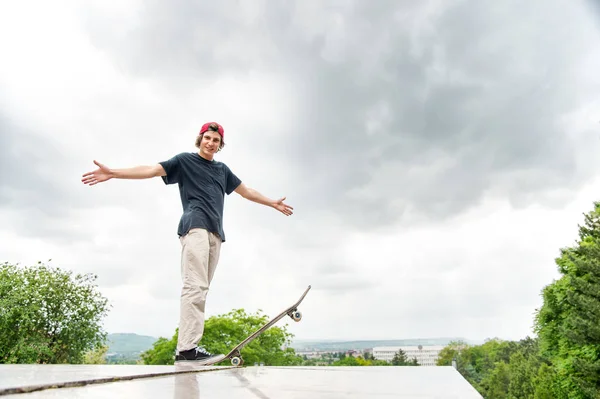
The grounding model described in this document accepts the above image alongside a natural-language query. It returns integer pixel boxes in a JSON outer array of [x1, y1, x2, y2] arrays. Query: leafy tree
[[433, 201, 600, 398], [0, 261, 110, 364], [331, 355, 389, 366], [140, 334, 178, 365], [390, 349, 418, 366], [436, 340, 469, 366], [533, 362, 568, 399], [438, 337, 548, 398], [141, 309, 303, 366], [481, 362, 510, 399], [439, 338, 517, 389], [392, 349, 407, 365], [534, 202, 600, 399], [83, 345, 108, 364], [332, 355, 362, 366], [507, 349, 539, 398], [302, 358, 319, 366]]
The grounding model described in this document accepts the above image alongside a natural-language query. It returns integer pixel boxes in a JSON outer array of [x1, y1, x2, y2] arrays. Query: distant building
[[297, 351, 328, 359], [372, 345, 445, 366], [346, 350, 358, 357]]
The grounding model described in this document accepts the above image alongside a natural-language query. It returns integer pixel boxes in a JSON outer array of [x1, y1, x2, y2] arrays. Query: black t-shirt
[[159, 152, 242, 241]]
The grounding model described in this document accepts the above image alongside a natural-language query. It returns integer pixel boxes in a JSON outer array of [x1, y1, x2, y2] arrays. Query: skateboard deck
[[205, 284, 311, 367]]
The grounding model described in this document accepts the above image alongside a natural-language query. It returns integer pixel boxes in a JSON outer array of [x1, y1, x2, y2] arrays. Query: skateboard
[[208, 284, 311, 367]]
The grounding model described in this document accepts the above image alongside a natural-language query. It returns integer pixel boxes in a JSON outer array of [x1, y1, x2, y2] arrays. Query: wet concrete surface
[[0, 365, 483, 398]]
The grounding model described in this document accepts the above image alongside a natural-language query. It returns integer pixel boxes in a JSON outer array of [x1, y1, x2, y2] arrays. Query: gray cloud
[[0, 115, 84, 242], [312, 260, 380, 293], [0, 114, 146, 244], [79, 0, 600, 233], [0, 116, 59, 208], [281, 0, 598, 227]]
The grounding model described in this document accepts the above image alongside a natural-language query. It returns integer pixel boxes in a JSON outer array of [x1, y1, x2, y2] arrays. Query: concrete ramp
[[0, 364, 483, 398]]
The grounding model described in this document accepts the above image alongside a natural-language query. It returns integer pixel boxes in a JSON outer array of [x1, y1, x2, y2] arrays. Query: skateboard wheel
[[231, 356, 242, 366], [291, 311, 302, 322]]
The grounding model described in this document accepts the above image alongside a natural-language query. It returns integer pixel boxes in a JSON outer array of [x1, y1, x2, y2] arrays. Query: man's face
[[201, 131, 222, 154]]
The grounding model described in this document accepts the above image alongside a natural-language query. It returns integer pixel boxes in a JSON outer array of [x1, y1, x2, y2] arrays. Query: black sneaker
[[175, 346, 224, 364]]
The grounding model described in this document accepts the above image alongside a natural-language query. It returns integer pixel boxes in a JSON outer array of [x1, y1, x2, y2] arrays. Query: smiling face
[[196, 130, 223, 160]]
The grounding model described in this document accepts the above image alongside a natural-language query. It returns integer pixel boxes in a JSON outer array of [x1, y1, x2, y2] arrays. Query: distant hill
[[106, 333, 158, 354], [289, 338, 478, 352]]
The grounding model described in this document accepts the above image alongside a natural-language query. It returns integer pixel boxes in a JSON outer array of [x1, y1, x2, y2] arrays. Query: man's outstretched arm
[[234, 183, 294, 216], [81, 160, 166, 186]]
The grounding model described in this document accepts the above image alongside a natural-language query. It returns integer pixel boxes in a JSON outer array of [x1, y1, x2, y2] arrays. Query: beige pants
[[176, 228, 222, 353]]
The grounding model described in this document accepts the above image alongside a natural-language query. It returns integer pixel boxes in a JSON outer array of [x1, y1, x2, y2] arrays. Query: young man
[[81, 122, 293, 363]]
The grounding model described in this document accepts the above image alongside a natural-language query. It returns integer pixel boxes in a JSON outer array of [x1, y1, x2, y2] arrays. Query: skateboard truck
[[288, 309, 302, 322]]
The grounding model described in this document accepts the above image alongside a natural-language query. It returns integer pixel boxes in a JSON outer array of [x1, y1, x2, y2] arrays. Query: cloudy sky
[[1, 0, 600, 345]]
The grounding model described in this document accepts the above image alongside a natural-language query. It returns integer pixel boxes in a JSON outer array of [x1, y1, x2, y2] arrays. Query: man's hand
[[82, 162, 165, 185], [82, 160, 113, 186], [235, 183, 294, 216], [273, 196, 294, 216]]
